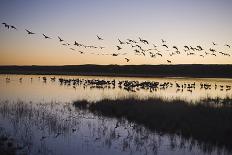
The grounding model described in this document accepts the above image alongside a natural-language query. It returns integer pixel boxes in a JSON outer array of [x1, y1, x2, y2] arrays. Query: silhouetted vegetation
[[0, 64, 232, 77], [73, 97, 232, 151], [0, 129, 18, 155]]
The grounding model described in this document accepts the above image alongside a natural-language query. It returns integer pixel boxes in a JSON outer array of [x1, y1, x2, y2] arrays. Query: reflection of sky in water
[[0, 75, 231, 103], [0, 75, 231, 155], [0, 101, 227, 155]]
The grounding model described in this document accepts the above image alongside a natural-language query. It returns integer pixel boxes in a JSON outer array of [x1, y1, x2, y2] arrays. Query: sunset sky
[[0, 0, 232, 65]]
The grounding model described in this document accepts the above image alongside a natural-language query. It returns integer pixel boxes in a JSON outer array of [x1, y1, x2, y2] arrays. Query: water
[[0, 74, 231, 155], [0, 75, 231, 103]]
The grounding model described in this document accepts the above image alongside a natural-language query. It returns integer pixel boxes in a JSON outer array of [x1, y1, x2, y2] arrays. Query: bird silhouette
[[117, 46, 122, 50], [99, 46, 105, 49], [184, 46, 190, 51], [97, 35, 103, 40], [162, 44, 168, 48], [139, 37, 149, 44], [25, 29, 35, 34], [125, 58, 130, 62], [118, 39, 125, 44], [2, 23, 10, 29], [157, 53, 163, 57], [43, 34, 52, 39], [153, 44, 158, 48], [212, 42, 217, 46], [74, 41, 80, 46], [200, 54, 204, 58], [209, 48, 216, 52], [167, 60, 172, 63], [161, 39, 166, 43], [225, 44, 230, 48], [112, 53, 118, 56], [58, 36, 64, 42], [197, 46, 203, 51], [10, 25, 17, 30], [173, 46, 178, 51], [211, 53, 216, 56]]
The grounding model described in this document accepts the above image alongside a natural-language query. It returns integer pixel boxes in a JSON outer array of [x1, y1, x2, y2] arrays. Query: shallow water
[[0, 74, 231, 103], [0, 74, 231, 155]]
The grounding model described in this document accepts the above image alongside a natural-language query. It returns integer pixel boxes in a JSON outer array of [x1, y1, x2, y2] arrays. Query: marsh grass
[[73, 97, 232, 151]]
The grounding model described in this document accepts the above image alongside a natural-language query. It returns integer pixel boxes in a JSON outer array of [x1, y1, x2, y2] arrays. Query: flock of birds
[[2, 22, 232, 63], [5, 76, 232, 93]]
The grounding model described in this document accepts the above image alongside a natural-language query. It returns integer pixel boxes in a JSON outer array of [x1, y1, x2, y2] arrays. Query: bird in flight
[[25, 29, 35, 34], [197, 46, 203, 51], [2, 23, 10, 29], [99, 46, 105, 49], [173, 46, 178, 51], [212, 42, 217, 46], [117, 46, 122, 50], [58, 36, 64, 42], [97, 35, 103, 40], [10, 25, 17, 30], [225, 44, 230, 48], [118, 39, 125, 45], [139, 37, 149, 44], [167, 60, 172, 63], [125, 58, 130, 62], [161, 39, 166, 43], [153, 44, 158, 48], [43, 34, 52, 39], [162, 44, 168, 48], [74, 41, 79, 46]]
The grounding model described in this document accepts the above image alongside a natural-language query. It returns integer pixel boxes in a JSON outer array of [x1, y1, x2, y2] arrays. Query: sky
[[0, 0, 232, 65]]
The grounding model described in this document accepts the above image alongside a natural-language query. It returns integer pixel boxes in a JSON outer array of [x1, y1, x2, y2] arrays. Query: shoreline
[[1, 64, 232, 78]]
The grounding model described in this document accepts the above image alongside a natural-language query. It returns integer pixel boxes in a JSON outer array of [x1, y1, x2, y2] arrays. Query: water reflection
[[0, 75, 231, 103], [0, 100, 230, 155], [0, 74, 232, 155]]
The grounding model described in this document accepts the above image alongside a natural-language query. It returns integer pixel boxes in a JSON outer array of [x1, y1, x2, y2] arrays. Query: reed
[[73, 97, 232, 150]]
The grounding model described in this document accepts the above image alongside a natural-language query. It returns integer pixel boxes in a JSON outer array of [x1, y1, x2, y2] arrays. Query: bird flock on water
[[1, 22, 232, 63]]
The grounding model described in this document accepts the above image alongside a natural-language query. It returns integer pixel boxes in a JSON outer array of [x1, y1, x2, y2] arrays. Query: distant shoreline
[[0, 64, 232, 78]]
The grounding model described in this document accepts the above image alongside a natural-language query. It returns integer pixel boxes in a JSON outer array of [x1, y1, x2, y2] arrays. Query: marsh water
[[0, 74, 232, 155]]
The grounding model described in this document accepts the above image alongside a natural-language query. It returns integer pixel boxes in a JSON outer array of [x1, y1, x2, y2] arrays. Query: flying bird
[[184, 46, 190, 51], [153, 44, 158, 48], [117, 46, 122, 50], [99, 46, 105, 49], [125, 58, 130, 62], [173, 46, 178, 51], [25, 29, 35, 34], [225, 44, 230, 48], [118, 39, 125, 45], [197, 46, 203, 51], [157, 53, 163, 57], [74, 41, 79, 46], [10, 25, 17, 30], [43, 34, 52, 39], [161, 39, 166, 43], [212, 42, 217, 46], [58, 36, 64, 42], [97, 35, 103, 40], [167, 60, 172, 63], [162, 44, 168, 48], [139, 37, 149, 44], [2, 23, 10, 29], [78, 51, 84, 54]]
